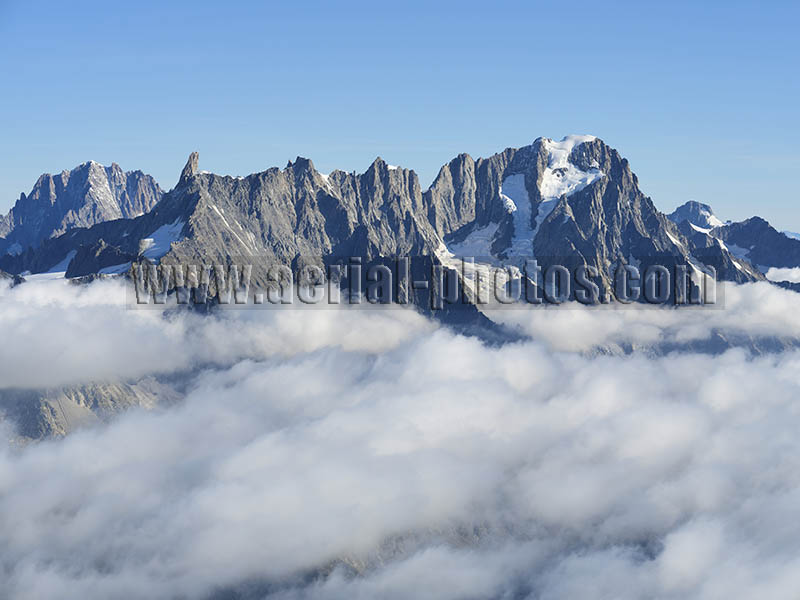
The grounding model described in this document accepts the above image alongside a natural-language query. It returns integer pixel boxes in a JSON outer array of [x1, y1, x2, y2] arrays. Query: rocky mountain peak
[[668, 200, 725, 230], [286, 156, 316, 175], [366, 156, 388, 174], [1, 161, 162, 256], [179, 152, 200, 185]]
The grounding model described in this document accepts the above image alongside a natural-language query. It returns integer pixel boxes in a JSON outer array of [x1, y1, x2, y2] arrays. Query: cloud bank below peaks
[[1, 277, 800, 598]]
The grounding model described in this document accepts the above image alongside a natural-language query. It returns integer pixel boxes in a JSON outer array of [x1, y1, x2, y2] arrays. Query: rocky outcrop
[[0, 269, 24, 286], [0, 161, 162, 256], [65, 239, 136, 278], [179, 151, 199, 184], [676, 220, 761, 283], [0, 378, 181, 441]]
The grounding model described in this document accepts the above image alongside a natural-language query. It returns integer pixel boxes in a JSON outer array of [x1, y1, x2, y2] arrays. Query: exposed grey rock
[[0, 140, 767, 298], [676, 220, 760, 283], [179, 151, 199, 185], [424, 153, 479, 236], [530, 138, 703, 293], [668, 201, 800, 272], [426, 137, 762, 296], [65, 239, 136, 278], [668, 200, 725, 229], [0, 161, 162, 256], [716, 217, 800, 270], [0, 378, 181, 441]]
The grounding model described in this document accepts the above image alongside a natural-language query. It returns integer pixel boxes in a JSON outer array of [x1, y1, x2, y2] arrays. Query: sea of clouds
[[2, 277, 800, 599]]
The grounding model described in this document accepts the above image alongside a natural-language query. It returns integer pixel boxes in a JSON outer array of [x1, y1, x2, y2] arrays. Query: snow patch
[[666, 230, 683, 248], [47, 250, 77, 274], [438, 221, 511, 305], [432, 135, 604, 306], [435, 239, 515, 307], [689, 223, 711, 234], [211, 205, 256, 250], [141, 219, 185, 260], [99, 262, 133, 275], [501, 174, 537, 259], [24, 250, 78, 280], [447, 222, 501, 258], [23, 271, 69, 282], [5, 243, 23, 256], [696, 206, 725, 228], [500, 195, 517, 213], [538, 136, 604, 202], [211, 205, 230, 227]]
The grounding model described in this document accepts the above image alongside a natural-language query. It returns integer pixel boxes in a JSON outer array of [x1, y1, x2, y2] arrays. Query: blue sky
[[1, 0, 798, 228]]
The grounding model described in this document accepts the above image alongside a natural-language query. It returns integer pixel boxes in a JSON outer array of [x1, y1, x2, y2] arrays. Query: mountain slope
[[0, 161, 162, 256], [716, 217, 800, 270], [430, 137, 761, 294], [0, 378, 181, 440], [669, 201, 800, 273]]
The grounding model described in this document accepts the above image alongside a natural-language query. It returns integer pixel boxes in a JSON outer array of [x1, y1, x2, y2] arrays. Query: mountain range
[[670, 201, 800, 272], [4, 135, 800, 440], [5, 135, 798, 292]]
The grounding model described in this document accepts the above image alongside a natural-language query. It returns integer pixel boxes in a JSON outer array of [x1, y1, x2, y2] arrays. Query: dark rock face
[[65, 239, 136, 278], [0, 161, 162, 256], [531, 139, 694, 290], [0, 269, 25, 286], [676, 221, 760, 283], [424, 153, 478, 236], [669, 201, 800, 273], [424, 137, 761, 292], [715, 217, 800, 270]]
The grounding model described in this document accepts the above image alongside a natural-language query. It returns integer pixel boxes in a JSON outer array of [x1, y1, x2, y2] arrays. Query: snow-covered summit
[[539, 135, 604, 202]]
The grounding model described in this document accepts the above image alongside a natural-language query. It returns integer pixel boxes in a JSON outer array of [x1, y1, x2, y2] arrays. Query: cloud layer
[[2, 278, 800, 599]]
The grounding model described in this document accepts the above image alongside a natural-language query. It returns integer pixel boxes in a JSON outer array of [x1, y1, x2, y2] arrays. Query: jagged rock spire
[[179, 152, 199, 185], [286, 156, 315, 173]]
